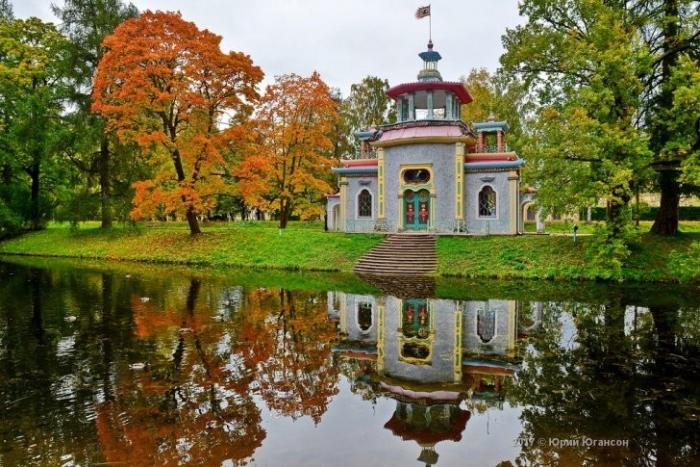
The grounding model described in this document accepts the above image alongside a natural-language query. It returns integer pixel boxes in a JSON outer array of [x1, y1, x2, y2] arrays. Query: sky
[[13, 0, 524, 96]]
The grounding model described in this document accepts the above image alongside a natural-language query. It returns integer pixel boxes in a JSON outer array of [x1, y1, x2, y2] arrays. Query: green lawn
[[437, 231, 700, 282], [1, 220, 698, 283], [0, 221, 384, 273]]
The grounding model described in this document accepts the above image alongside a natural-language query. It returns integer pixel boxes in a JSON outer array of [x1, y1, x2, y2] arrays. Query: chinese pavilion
[[326, 41, 525, 234]]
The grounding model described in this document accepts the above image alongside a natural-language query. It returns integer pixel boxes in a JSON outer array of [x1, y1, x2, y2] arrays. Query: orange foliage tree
[[92, 11, 263, 234], [235, 72, 339, 228]]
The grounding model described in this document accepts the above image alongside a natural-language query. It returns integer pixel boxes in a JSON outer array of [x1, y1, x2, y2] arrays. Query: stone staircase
[[354, 234, 437, 276]]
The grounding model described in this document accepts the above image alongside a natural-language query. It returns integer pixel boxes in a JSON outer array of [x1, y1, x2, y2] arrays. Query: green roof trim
[[473, 121, 510, 132]]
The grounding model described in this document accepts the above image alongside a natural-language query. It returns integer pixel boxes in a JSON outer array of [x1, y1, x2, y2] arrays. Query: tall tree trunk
[[651, 165, 680, 235], [171, 149, 201, 235], [185, 207, 201, 235], [98, 137, 113, 229], [279, 199, 290, 229], [28, 163, 41, 230], [651, 0, 681, 236]]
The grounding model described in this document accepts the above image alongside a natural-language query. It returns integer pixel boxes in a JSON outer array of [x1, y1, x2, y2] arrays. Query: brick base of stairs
[[354, 234, 437, 276]]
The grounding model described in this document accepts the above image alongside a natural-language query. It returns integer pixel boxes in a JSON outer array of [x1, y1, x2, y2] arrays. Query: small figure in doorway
[[419, 203, 429, 224], [406, 203, 415, 224]]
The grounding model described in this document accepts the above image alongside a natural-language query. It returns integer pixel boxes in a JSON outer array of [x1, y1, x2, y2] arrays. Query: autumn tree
[[236, 72, 339, 228], [93, 11, 263, 234], [52, 0, 139, 228]]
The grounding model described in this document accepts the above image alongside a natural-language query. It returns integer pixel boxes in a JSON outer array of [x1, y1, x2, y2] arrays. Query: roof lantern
[[417, 40, 442, 82]]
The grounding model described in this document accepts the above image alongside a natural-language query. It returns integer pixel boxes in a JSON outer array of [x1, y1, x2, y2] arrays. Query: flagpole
[[429, 5, 432, 41]]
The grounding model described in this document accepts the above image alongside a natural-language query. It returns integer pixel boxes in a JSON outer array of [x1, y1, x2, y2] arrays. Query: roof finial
[[427, 40, 433, 50]]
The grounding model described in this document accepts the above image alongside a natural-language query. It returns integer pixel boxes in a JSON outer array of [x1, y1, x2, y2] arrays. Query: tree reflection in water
[[0, 260, 698, 466], [507, 299, 700, 467], [237, 288, 339, 424], [96, 278, 266, 466]]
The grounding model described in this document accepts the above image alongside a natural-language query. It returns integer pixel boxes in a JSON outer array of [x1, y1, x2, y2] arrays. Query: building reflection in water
[[328, 292, 541, 466]]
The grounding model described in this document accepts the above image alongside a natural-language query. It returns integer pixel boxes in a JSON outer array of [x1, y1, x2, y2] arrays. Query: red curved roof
[[386, 81, 473, 104], [384, 408, 470, 444]]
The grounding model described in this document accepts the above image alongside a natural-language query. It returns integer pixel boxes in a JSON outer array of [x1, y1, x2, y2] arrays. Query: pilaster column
[[453, 310, 463, 383], [407, 94, 415, 121], [339, 176, 348, 231], [445, 93, 453, 120], [455, 143, 465, 220], [497, 131, 503, 152], [508, 171, 519, 234], [377, 148, 385, 220]]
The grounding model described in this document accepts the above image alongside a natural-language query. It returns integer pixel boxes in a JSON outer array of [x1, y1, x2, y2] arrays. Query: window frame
[[356, 188, 373, 219], [477, 184, 498, 219]]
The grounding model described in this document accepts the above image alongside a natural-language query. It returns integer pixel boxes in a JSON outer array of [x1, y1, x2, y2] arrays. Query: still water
[[0, 257, 699, 467]]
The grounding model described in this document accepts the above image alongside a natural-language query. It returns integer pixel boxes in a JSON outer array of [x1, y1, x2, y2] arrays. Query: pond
[[0, 257, 699, 466]]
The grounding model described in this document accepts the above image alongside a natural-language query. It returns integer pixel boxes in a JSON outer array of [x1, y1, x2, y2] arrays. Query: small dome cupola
[[417, 40, 442, 82]]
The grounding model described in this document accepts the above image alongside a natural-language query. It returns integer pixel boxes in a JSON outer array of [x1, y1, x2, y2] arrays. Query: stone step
[[367, 250, 437, 258], [355, 269, 433, 275], [359, 258, 437, 264], [357, 256, 437, 263], [354, 234, 438, 276], [356, 265, 436, 271]]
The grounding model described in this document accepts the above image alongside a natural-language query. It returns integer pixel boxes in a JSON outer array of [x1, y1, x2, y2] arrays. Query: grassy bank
[[0, 221, 383, 273], [1, 221, 699, 283], [437, 229, 700, 282]]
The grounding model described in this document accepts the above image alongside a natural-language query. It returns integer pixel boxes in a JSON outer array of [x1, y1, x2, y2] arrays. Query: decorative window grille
[[358, 189, 372, 218], [478, 186, 497, 218]]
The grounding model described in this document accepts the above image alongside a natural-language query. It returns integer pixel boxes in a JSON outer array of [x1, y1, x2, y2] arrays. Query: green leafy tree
[[460, 68, 528, 139], [668, 55, 700, 189], [341, 76, 395, 156], [0, 18, 73, 230], [52, 0, 139, 228], [501, 0, 653, 242], [640, 0, 700, 235], [0, 0, 13, 21]]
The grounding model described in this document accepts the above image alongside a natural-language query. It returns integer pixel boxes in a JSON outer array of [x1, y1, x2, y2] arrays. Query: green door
[[403, 189, 430, 230]]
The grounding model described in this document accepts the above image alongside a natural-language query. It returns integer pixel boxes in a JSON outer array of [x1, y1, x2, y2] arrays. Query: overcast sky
[[14, 0, 524, 96]]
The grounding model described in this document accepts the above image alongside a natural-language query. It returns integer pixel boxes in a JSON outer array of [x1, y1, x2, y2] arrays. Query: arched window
[[358, 189, 372, 218], [478, 186, 497, 218], [357, 302, 372, 332], [477, 306, 496, 343]]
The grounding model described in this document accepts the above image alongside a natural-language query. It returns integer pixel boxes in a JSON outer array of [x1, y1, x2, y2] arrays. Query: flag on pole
[[415, 5, 431, 19]]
